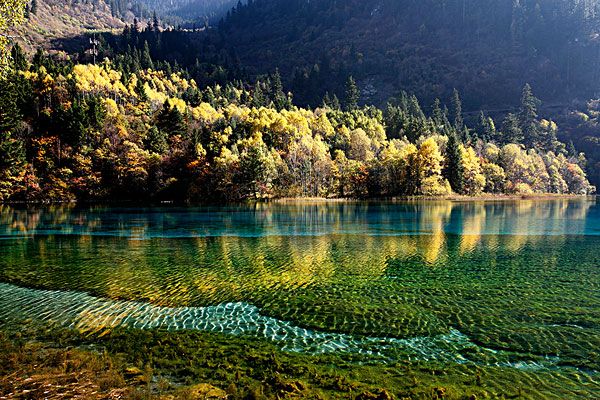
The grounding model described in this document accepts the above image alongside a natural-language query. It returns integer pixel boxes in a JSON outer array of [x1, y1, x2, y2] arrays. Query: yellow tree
[[0, 0, 27, 73], [416, 137, 451, 195], [460, 145, 486, 195]]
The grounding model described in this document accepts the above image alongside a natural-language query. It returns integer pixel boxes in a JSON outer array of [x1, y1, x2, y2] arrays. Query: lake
[[0, 199, 599, 398]]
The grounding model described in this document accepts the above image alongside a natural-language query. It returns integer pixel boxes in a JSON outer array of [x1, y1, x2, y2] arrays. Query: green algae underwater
[[0, 199, 599, 398]]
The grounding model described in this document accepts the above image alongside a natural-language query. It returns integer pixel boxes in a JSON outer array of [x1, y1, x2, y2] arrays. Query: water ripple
[[0, 282, 570, 372]]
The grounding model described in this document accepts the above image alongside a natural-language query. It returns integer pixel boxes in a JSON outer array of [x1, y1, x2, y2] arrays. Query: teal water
[[0, 199, 599, 391]]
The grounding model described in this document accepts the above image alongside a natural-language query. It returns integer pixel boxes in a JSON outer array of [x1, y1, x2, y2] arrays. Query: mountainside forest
[[211, 0, 600, 109], [0, 0, 599, 201]]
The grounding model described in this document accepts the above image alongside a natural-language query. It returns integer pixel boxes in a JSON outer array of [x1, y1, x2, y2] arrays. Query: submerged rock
[[187, 383, 228, 399]]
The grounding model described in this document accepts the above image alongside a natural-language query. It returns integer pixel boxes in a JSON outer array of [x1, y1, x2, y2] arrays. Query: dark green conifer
[[444, 132, 464, 194], [344, 76, 360, 111]]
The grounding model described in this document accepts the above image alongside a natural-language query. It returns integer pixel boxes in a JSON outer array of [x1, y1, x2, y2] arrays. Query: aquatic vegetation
[[0, 200, 599, 398]]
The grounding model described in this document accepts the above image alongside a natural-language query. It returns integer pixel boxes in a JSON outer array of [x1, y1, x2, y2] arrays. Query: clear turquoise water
[[0, 199, 599, 389]]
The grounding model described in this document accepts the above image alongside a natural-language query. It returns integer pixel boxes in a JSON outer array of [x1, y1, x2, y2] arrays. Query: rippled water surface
[[0, 199, 599, 394]]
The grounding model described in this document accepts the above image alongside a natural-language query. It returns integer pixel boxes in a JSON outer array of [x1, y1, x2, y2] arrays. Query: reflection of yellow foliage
[[0, 200, 593, 306], [459, 203, 485, 253]]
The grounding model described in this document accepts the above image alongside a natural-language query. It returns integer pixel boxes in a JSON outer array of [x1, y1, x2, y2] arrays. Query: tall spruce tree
[[519, 83, 541, 147], [157, 100, 186, 137], [444, 132, 464, 194], [146, 126, 168, 154], [502, 112, 524, 144], [345, 76, 360, 111], [270, 69, 286, 110], [451, 88, 464, 131]]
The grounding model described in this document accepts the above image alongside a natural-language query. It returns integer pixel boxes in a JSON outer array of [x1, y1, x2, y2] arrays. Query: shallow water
[[0, 200, 599, 391]]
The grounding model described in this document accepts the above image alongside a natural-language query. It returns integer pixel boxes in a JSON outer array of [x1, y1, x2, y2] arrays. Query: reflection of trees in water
[[0, 199, 595, 309], [0, 199, 594, 238], [1, 202, 599, 367]]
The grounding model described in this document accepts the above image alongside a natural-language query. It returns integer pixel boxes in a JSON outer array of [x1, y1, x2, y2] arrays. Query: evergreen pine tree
[[408, 95, 425, 120], [444, 132, 464, 194], [0, 79, 22, 135], [146, 126, 168, 154], [85, 96, 105, 131], [10, 45, 27, 71], [64, 100, 88, 146], [135, 77, 148, 102], [463, 126, 472, 143], [451, 88, 464, 131], [322, 91, 332, 108], [157, 100, 186, 137], [330, 94, 341, 111], [431, 98, 444, 128], [567, 140, 578, 159], [344, 76, 360, 111], [478, 112, 496, 142], [31, 0, 38, 15], [519, 83, 541, 147], [270, 69, 286, 110], [252, 82, 266, 108], [502, 112, 524, 144], [141, 41, 154, 70]]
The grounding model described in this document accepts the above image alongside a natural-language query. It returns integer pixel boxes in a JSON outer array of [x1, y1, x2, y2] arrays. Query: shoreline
[[1, 194, 595, 206], [269, 194, 596, 203]]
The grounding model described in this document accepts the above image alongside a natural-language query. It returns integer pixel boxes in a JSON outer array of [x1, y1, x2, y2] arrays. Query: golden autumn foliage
[[0, 61, 594, 202]]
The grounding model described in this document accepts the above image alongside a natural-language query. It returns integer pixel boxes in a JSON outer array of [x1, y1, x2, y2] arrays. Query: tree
[[460, 146, 486, 195], [502, 113, 523, 144], [0, 0, 28, 74], [135, 77, 149, 102], [348, 128, 374, 162], [431, 98, 444, 128], [145, 126, 168, 154], [444, 132, 464, 193], [477, 111, 496, 142], [0, 77, 26, 200], [10, 44, 26, 71], [330, 94, 341, 111], [141, 41, 154, 70], [252, 82, 266, 108], [451, 88, 464, 131], [30, 0, 37, 14], [270, 69, 286, 111], [416, 137, 451, 195], [519, 83, 541, 147], [344, 76, 360, 111], [238, 134, 277, 198], [152, 10, 160, 31], [156, 100, 186, 137], [62, 100, 89, 147]]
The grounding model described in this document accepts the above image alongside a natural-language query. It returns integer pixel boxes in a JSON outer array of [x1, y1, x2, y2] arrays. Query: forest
[[0, 0, 598, 202], [0, 39, 593, 202]]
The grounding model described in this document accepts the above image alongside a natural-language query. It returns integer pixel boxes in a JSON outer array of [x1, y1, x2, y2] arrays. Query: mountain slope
[[12, 0, 126, 54], [137, 0, 240, 25], [215, 0, 600, 109]]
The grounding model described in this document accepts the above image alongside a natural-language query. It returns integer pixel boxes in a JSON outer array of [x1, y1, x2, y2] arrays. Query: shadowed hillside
[[214, 0, 600, 109]]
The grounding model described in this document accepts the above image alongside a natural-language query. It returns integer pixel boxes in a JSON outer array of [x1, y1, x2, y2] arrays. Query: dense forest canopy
[[207, 0, 600, 109], [133, 0, 240, 25], [0, 48, 593, 202], [0, 0, 599, 200]]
